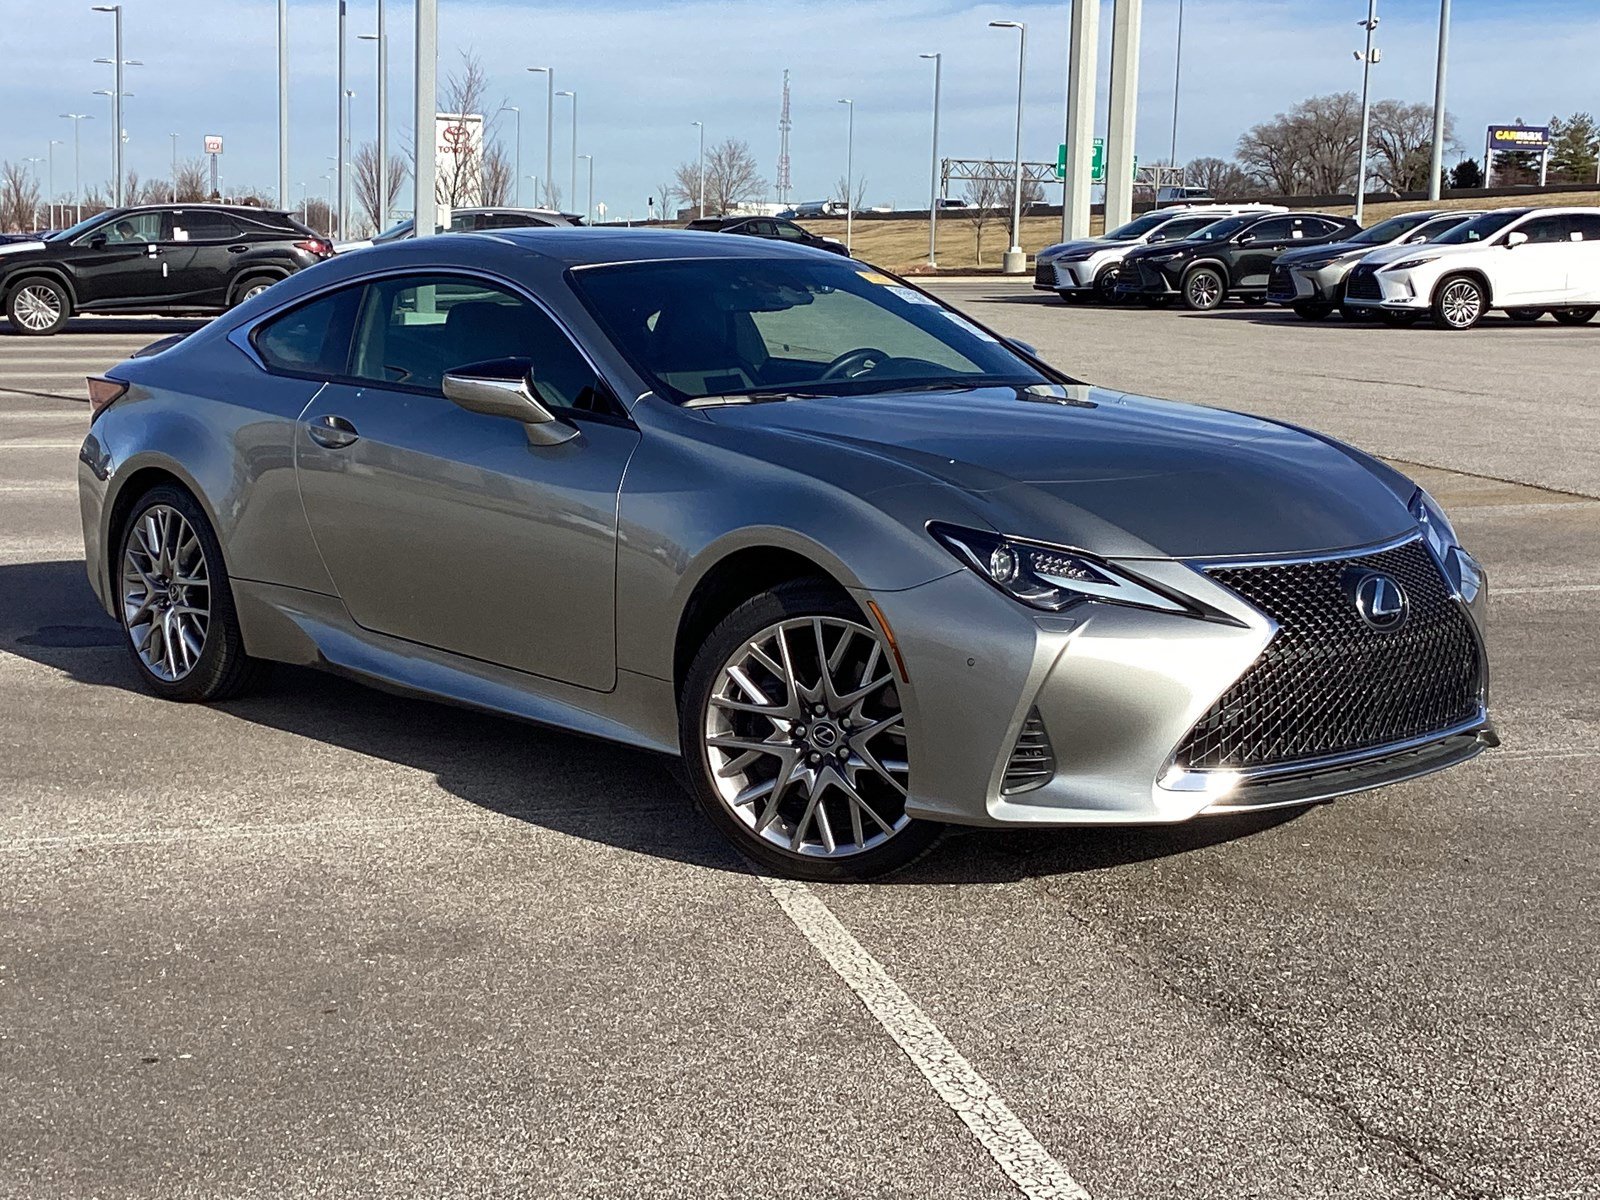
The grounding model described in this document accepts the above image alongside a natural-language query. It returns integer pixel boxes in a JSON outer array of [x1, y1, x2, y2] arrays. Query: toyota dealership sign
[[435, 113, 484, 208]]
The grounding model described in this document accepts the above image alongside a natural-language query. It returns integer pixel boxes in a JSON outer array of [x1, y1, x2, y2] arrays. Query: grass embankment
[[797, 190, 1600, 275]]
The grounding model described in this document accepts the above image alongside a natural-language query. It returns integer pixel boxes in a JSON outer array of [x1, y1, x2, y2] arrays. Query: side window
[[87, 211, 162, 245], [1517, 216, 1568, 245], [445, 213, 481, 233], [1306, 219, 1344, 238], [773, 222, 807, 241], [1562, 214, 1600, 242], [1247, 218, 1296, 242], [253, 286, 361, 376], [747, 220, 778, 238], [171, 210, 243, 242], [347, 274, 610, 412]]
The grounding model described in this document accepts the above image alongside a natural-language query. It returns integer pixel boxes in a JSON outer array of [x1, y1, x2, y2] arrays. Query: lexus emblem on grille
[[1348, 570, 1409, 631]]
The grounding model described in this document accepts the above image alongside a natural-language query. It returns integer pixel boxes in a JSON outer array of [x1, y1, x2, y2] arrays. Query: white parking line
[[758, 872, 1092, 1200], [1492, 583, 1600, 597]]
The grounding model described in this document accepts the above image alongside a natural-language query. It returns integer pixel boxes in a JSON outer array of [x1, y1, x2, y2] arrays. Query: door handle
[[307, 414, 360, 449], [145, 245, 160, 257], [226, 243, 249, 253]]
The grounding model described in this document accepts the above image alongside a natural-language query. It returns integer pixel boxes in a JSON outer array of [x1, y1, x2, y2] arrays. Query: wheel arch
[[227, 266, 290, 305], [1431, 268, 1494, 308], [103, 458, 230, 589], [2, 265, 80, 311]]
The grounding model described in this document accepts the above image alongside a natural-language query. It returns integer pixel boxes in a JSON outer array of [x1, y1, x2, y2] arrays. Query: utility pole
[[528, 67, 554, 208], [776, 70, 792, 206], [990, 20, 1027, 275], [48, 140, 63, 225], [169, 132, 178, 201], [920, 52, 941, 267], [837, 99, 854, 251], [1354, 0, 1379, 223], [277, 0, 289, 208], [61, 114, 90, 223], [557, 90, 578, 211], [693, 121, 705, 217], [1169, 0, 1184, 170], [1427, 0, 1450, 201], [92, 5, 139, 208], [413, 0, 437, 239]]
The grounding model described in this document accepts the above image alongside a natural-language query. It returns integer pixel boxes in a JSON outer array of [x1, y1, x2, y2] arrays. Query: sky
[[3, 0, 1598, 223]]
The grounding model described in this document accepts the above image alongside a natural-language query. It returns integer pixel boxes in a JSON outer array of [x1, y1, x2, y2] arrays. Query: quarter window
[[253, 287, 362, 376], [346, 274, 611, 412], [1562, 214, 1600, 241]]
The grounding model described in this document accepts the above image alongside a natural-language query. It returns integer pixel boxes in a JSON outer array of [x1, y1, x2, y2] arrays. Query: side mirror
[[1504, 231, 1528, 249], [1406, 233, 1427, 244], [89, 233, 108, 249], [1009, 339, 1039, 359], [442, 357, 578, 446], [1236, 234, 1256, 245]]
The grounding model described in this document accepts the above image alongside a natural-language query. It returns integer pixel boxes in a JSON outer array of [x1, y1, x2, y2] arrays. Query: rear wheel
[[1293, 300, 1333, 321], [1432, 275, 1486, 330], [230, 273, 279, 306], [679, 580, 940, 880], [1552, 307, 1597, 326], [1506, 307, 1544, 323], [1181, 266, 1226, 311], [6, 276, 71, 335], [116, 485, 268, 702]]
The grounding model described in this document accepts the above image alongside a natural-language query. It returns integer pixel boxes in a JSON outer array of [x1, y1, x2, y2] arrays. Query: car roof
[[117, 202, 297, 217], [481, 226, 833, 265]]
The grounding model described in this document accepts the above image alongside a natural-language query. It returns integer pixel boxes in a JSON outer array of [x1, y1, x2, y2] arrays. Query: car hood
[[1039, 237, 1117, 259], [1356, 241, 1463, 266], [1276, 240, 1371, 266], [701, 386, 1414, 559], [0, 240, 48, 257]]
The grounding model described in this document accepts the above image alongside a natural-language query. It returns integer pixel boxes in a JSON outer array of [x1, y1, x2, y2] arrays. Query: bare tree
[[671, 138, 765, 217], [831, 175, 868, 213], [481, 143, 514, 205], [1236, 93, 1362, 194], [1, 161, 43, 231], [654, 181, 674, 221], [354, 143, 408, 231], [301, 197, 335, 238], [1184, 155, 1257, 198], [173, 158, 210, 202], [435, 49, 506, 208], [960, 176, 1005, 265], [1368, 100, 1458, 192]]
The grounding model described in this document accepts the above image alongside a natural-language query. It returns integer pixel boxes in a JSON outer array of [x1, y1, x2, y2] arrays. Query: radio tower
[[776, 69, 793, 204]]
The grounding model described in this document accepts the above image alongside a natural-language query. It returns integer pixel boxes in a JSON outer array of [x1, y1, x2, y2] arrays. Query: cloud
[[5, 0, 1597, 215]]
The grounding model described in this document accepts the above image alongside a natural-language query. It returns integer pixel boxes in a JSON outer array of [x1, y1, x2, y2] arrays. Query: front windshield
[[1187, 215, 1253, 242], [1103, 213, 1170, 240], [570, 258, 1052, 403], [1432, 210, 1526, 245], [1347, 212, 1432, 246], [371, 218, 414, 244], [46, 212, 112, 243]]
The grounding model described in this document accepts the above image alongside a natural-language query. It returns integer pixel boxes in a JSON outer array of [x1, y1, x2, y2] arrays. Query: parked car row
[[1036, 204, 1600, 330]]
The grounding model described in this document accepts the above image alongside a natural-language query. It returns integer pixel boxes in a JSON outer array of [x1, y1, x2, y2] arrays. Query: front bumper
[[1267, 262, 1347, 306], [1343, 265, 1432, 310], [872, 539, 1491, 829], [1115, 261, 1179, 297], [1050, 260, 1100, 292]]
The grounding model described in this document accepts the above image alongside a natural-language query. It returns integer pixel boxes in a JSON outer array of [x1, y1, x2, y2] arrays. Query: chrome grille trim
[[1001, 708, 1056, 794]]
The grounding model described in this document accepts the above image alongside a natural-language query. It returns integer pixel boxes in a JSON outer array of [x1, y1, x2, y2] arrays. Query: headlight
[[1055, 250, 1096, 263], [930, 524, 1191, 616], [1384, 256, 1437, 272], [1409, 487, 1483, 605]]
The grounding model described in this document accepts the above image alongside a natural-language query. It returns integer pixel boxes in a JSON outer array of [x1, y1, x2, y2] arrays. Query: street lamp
[[335, 0, 349, 237], [23, 157, 43, 227], [557, 89, 577, 208], [92, 4, 140, 207], [60, 114, 91, 222], [500, 105, 522, 205], [692, 121, 705, 217], [1169, 0, 1185, 170], [343, 89, 357, 232], [1427, 0, 1450, 201], [989, 19, 1028, 275], [919, 53, 942, 267], [168, 132, 178, 202], [359, 18, 390, 228], [1353, 1, 1379, 223], [527, 67, 554, 209], [580, 153, 594, 225], [277, 0, 289, 209], [47, 139, 63, 227], [837, 99, 854, 252]]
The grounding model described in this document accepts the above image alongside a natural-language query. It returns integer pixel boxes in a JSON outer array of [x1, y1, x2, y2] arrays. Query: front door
[[66, 210, 165, 306], [1494, 214, 1572, 304], [294, 272, 639, 690]]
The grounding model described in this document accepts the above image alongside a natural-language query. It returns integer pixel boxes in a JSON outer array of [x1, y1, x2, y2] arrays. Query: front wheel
[[1293, 300, 1333, 321], [1181, 267, 1226, 311], [1093, 266, 1123, 304], [6, 276, 71, 335], [1552, 307, 1597, 326], [678, 581, 940, 880], [1432, 276, 1486, 330]]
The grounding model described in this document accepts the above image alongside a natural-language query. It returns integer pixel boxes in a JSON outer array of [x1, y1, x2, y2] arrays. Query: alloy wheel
[[1439, 280, 1482, 328], [241, 282, 270, 302], [13, 285, 62, 332], [120, 504, 211, 682], [1186, 271, 1221, 309], [702, 615, 910, 858]]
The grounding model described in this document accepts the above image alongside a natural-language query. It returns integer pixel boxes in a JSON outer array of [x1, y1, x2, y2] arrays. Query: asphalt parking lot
[[2, 293, 1597, 1200]]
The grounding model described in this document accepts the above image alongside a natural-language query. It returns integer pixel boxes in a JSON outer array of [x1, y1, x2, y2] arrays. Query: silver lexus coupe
[[77, 229, 1496, 879]]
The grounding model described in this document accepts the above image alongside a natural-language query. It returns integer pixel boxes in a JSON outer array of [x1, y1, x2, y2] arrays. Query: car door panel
[[68, 212, 166, 307], [1234, 218, 1298, 288], [1568, 215, 1600, 302], [1493, 216, 1571, 303], [296, 385, 638, 689]]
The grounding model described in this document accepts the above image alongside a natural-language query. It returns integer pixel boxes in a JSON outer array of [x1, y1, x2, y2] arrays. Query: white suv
[[1342, 207, 1600, 330], [1033, 205, 1284, 302]]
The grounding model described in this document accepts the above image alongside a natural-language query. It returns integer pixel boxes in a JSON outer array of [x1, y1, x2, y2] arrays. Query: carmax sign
[[1487, 125, 1551, 151]]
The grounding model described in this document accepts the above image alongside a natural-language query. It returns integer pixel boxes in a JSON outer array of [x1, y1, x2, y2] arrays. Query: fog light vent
[[1002, 708, 1056, 794]]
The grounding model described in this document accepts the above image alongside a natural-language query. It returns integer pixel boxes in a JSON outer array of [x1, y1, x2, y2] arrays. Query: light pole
[[838, 99, 851, 251], [1169, 0, 1184, 170], [1427, 0, 1450, 201], [322, 172, 334, 236], [277, 0, 289, 208], [360, 25, 390, 227], [500, 105, 522, 205], [692, 121, 705, 217], [48, 140, 63, 226], [990, 19, 1028, 275], [920, 52, 941, 267], [413, 0, 437, 240], [557, 90, 577, 208], [297, 181, 307, 223], [343, 89, 356, 231], [580, 153, 593, 225], [336, 0, 348, 238], [528, 67, 554, 209], [527, 175, 540, 208], [1354, 0, 1379, 223], [168, 132, 178, 201], [23, 157, 43, 227], [60, 114, 91, 222], [91, 5, 140, 208], [92, 88, 133, 201]]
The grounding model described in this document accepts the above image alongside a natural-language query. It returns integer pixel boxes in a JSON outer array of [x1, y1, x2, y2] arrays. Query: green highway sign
[[1054, 138, 1129, 184]]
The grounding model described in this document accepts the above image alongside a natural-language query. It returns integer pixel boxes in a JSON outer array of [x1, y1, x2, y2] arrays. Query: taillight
[[295, 238, 333, 257], [87, 376, 128, 420]]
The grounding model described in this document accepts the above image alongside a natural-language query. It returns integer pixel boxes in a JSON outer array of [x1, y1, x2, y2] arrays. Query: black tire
[[230, 273, 280, 307], [1293, 300, 1333, 321], [1506, 307, 1544, 323], [115, 484, 269, 702], [1057, 290, 1089, 305], [1552, 307, 1597, 326], [1432, 274, 1486, 330], [1376, 309, 1421, 327], [677, 579, 942, 881], [6, 275, 71, 336], [1181, 266, 1226, 311], [1093, 265, 1123, 304], [1139, 294, 1173, 308], [1339, 305, 1374, 322]]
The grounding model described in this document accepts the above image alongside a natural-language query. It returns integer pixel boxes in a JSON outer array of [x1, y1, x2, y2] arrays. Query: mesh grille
[[1034, 262, 1055, 286], [1175, 540, 1482, 771], [1002, 708, 1056, 794], [1136, 262, 1167, 289], [1345, 264, 1382, 300], [1267, 264, 1296, 300]]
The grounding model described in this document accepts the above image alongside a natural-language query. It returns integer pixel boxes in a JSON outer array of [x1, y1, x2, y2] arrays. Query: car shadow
[[0, 316, 210, 338], [0, 557, 1299, 884]]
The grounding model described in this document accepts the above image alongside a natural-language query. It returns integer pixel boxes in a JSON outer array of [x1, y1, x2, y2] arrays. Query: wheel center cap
[[808, 721, 841, 750]]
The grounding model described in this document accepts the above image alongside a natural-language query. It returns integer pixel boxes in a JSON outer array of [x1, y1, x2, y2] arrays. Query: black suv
[[1, 204, 333, 336], [1118, 211, 1361, 310], [685, 216, 849, 255]]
